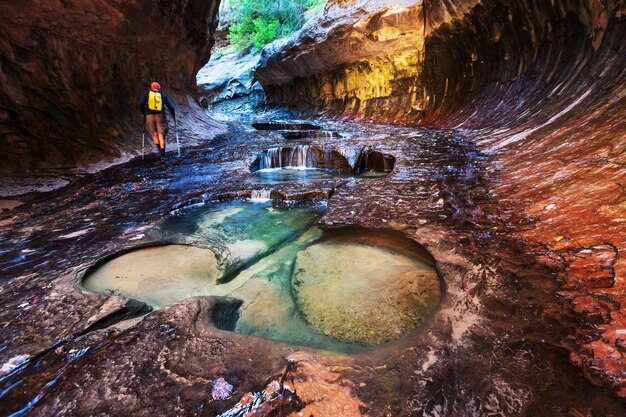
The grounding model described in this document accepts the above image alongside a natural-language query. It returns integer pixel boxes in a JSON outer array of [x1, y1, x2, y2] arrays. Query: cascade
[[258, 145, 315, 170], [250, 189, 272, 202]]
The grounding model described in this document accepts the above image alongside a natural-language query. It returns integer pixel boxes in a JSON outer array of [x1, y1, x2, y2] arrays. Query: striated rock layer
[[0, 0, 221, 174], [255, 0, 626, 397]]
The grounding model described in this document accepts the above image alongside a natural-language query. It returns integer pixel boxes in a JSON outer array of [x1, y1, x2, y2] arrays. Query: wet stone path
[[0, 118, 624, 416]]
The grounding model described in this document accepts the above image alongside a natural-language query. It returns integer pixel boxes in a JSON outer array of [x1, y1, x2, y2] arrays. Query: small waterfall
[[250, 189, 272, 202], [289, 145, 312, 168], [282, 130, 340, 140], [258, 146, 314, 170], [318, 130, 339, 139], [259, 148, 281, 170]]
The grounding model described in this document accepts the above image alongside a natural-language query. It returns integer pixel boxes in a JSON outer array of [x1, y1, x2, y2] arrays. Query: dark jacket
[[139, 90, 176, 116]]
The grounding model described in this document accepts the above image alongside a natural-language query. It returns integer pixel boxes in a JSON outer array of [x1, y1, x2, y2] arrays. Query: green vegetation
[[227, 0, 327, 51]]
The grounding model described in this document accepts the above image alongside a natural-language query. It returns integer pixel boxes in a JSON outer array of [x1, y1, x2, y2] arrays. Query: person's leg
[[155, 114, 166, 159], [146, 115, 160, 151]]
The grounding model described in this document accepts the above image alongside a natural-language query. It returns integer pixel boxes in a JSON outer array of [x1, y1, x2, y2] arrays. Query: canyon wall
[[256, 0, 625, 129], [255, 0, 429, 123], [0, 0, 220, 174], [255, 0, 626, 397]]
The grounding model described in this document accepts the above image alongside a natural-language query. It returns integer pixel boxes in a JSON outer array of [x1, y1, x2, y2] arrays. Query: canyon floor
[[0, 115, 624, 416]]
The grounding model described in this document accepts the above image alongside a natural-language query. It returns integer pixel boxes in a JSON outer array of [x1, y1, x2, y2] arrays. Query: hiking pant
[[146, 113, 165, 134], [146, 114, 167, 150]]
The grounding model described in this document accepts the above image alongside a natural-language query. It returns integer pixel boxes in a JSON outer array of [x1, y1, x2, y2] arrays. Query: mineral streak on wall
[[0, 0, 220, 174], [255, 0, 626, 397]]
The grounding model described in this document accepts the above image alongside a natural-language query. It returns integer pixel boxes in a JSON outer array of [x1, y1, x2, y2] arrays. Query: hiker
[[139, 82, 176, 161]]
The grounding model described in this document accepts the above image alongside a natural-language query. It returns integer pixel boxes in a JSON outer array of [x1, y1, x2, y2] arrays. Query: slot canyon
[[0, 0, 625, 416]]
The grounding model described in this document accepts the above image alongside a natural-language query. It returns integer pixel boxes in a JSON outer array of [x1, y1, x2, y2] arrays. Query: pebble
[[211, 377, 234, 400]]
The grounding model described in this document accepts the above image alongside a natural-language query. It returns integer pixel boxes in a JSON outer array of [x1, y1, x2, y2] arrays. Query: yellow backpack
[[148, 91, 162, 111]]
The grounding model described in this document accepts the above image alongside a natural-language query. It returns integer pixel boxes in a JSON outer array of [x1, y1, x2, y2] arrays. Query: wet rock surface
[[1, 116, 624, 415]]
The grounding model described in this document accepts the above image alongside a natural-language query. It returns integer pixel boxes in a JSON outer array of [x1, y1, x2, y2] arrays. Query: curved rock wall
[[255, 0, 625, 129], [0, 0, 220, 174], [255, 0, 626, 397]]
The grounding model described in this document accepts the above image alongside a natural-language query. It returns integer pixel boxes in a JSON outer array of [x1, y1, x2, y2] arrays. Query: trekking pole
[[174, 115, 181, 157], [141, 115, 146, 163]]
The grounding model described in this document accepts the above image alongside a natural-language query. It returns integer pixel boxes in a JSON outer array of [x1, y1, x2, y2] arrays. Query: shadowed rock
[[0, 0, 221, 174], [353, 147, 396, 174]]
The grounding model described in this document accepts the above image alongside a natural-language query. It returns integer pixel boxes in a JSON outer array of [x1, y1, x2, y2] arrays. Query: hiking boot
[[160, 156, 168, 162]]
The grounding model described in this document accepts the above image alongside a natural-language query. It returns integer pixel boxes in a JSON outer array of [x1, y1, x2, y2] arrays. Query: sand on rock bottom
[[292, 241, 441, 346], [82, 245, 220, 308]]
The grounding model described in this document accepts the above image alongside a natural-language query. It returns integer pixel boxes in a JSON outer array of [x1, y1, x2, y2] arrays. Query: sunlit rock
[[255, 1, 427, 123]]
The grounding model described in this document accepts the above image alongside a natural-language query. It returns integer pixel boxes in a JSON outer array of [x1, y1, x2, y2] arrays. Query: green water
[[161, 200, 326, 279], [83, 200, 440, 352]]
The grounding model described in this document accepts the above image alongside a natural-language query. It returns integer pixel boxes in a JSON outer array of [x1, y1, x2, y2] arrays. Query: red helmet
[[151, 82, 161, 90]]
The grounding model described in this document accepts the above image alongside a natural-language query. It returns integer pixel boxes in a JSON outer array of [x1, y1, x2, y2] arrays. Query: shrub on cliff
[[228, 0, 326, 51]]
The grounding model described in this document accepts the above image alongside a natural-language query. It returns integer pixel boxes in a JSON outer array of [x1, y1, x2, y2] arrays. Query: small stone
[[211, 377, 234, 400]]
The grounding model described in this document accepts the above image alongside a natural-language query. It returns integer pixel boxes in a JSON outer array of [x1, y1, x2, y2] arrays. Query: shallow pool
[[83, 200, 441, 352]]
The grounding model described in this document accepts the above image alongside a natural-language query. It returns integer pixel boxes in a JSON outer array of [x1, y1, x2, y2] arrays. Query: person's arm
[[163, 94, 176, 118], [138, 92, 148, 114]]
